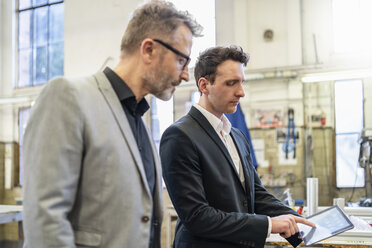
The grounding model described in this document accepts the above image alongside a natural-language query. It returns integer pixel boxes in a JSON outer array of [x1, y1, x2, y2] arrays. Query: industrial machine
[[359, 128, 372, 204]]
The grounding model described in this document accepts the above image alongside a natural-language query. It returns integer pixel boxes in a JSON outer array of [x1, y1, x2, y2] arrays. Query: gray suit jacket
[[22, 72, 163, 248]]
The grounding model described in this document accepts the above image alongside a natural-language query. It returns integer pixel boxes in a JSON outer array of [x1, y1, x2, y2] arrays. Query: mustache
[[172, 80, 181, 87]]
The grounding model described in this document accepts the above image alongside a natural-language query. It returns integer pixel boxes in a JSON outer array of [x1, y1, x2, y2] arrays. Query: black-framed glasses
[[153, 39, 190, 70]]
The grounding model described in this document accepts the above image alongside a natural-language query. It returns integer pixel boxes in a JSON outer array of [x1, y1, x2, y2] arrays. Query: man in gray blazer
[[22, 1, 202, 248]]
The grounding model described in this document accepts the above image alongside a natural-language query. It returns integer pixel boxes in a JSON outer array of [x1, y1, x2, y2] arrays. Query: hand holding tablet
[[298, 205, 354, 246]]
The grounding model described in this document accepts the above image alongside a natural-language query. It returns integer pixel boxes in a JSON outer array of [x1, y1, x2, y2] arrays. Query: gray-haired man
[[22, 1, 202, 247]]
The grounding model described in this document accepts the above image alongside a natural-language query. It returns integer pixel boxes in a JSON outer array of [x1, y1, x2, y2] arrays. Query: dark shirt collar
[[103, 67, 149, 116]]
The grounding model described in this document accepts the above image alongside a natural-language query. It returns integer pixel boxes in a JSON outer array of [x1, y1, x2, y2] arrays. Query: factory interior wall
[[1, 0, 372, 243]]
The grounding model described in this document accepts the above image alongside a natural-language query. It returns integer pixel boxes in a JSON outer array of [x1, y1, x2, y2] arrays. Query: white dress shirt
[[193, 104, 272, 237], [194, 104, 242, 176]]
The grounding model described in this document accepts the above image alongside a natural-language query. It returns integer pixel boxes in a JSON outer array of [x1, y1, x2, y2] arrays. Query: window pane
[[336, 133, 365, 187], [34, 46, 48, 85], [19, 0, 32, 11], [49, 3, 64, 42], [19, 10, 33, 49], [169, 0, 215, 68], [18, 49, 33, 87], [18, 1, 64, 88], [151, 100, 160, 147], [335, 80, 363, 133], [34, 6, 48, 47], [49, 42, 64, 79], [32, 0, 47, 7], [151, 97, 174, 151]]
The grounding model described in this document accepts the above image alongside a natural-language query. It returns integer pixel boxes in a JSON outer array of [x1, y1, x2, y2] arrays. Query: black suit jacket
[[160, 107, 302, 248]]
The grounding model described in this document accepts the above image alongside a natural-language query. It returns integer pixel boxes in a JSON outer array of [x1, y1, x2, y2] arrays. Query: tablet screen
[[298, 205, 354, 246]]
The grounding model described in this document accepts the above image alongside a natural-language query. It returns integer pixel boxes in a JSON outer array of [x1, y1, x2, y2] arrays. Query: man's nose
[[180, 67, 189, 82], [237, 83, 245, 97]]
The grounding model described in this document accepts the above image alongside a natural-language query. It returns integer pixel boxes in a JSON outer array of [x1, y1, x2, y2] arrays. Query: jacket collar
[[189, 106, 247, 192], [93, 71, 152, 197]]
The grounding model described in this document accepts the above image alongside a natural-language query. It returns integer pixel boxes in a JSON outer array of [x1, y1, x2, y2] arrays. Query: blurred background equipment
[[285, 108, 296, 159], [359, 128, 372, 201], [307, 177, 319, 216], [226, 104, 258, 169]]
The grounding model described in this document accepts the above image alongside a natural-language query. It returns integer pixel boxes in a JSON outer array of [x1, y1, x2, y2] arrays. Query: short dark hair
[[121, 0, 203, 53], [194, 46, 250, 90]]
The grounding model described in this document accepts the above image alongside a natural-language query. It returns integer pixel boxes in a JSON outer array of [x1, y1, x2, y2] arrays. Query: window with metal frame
[[17, 0, 64, 88]]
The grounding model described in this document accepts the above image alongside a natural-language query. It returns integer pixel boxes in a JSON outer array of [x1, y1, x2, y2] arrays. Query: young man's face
[[146, 25, 192, 101], [204, 59, 246, 117]]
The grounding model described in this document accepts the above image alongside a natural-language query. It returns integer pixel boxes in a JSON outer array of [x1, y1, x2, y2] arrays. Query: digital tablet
[[298, 205, 354, 246]]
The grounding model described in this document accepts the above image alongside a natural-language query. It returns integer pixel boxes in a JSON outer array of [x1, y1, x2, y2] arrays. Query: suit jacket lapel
[[144, 124, 164, 218], [230, 129, 253, 195], [189, 107, 243, 188], [93, 72, 151, 197]]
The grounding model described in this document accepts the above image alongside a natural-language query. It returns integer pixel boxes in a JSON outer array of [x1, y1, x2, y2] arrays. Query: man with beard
[[22, 1, 202, 248]]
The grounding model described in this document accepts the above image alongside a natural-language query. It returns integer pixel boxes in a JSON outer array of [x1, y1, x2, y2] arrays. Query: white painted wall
[[215, 0, 234, 47], [246, 0, 302, 69], [300, 0, 333, 65], [1, 0, 15, 95], [216, 0, 372, 69], [0, 0, 16, 141], [216, 0, 302, 69], [64, 0, 143, 76]]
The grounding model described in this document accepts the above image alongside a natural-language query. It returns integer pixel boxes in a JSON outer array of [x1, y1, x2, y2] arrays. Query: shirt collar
[[193, 104, 231, 135], [103, 67, 133, 101], [103, 67, 149, 116]]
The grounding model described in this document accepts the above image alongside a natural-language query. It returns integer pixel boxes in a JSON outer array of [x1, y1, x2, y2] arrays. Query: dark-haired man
[[160, 46, 314, 248]]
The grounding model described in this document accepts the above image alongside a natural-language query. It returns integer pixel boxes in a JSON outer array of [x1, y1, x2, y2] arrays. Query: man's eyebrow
[[225, 79, 245, 83]]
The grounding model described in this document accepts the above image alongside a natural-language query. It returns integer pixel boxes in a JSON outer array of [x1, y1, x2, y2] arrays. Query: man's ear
[[140, 38, 156, 65], [198, 77, 209, 95]]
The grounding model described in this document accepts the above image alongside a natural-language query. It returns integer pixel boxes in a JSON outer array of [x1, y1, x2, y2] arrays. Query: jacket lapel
[[93, 72, 151, 197], [189, 107, 244, 189], [144, 124, 164, 219], [230, 129, 253, 195]]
